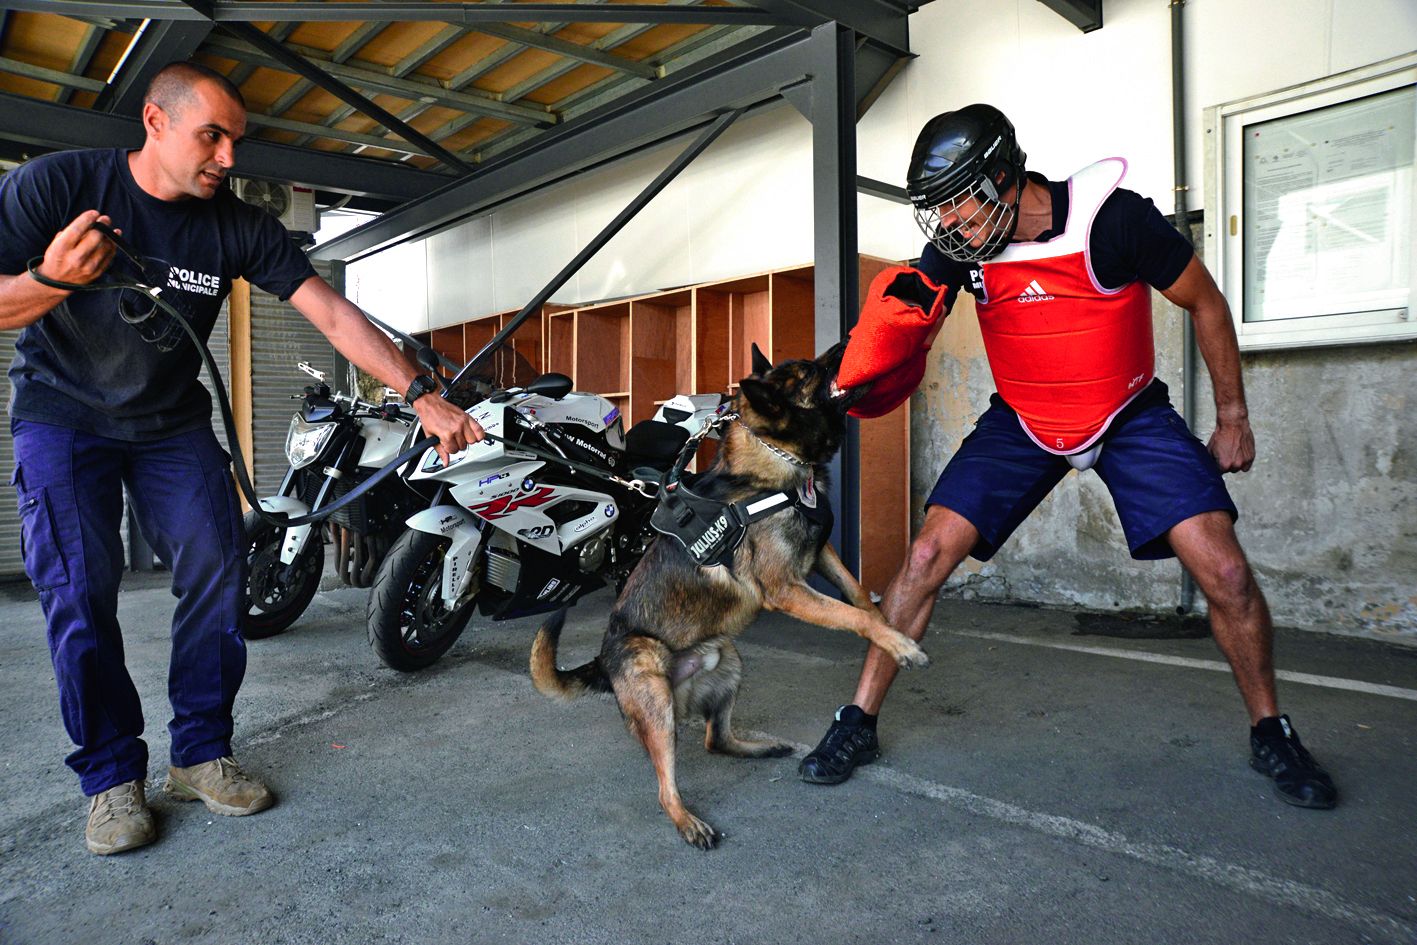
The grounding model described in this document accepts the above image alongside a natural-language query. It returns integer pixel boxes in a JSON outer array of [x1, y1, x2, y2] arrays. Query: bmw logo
[[521, 478, 535, 491], [604, 504, 616, 518]]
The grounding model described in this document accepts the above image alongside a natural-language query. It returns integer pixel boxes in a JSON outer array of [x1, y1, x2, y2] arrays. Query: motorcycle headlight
[[285, 415, 336, 469]]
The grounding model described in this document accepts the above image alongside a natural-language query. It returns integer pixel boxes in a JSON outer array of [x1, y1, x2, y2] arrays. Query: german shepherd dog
[[530, 342, 929, 849]]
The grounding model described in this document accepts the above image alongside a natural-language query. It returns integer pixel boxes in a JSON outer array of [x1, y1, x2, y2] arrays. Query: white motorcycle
[[244, 362, 426, 638], [365, 372, 722, 671]]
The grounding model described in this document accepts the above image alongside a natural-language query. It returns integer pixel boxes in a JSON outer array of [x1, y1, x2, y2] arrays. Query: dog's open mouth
[[828, 378, 872, 409]]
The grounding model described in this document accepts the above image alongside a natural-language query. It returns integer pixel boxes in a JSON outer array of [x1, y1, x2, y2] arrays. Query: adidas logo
[[1017, 280, 1055, 303]]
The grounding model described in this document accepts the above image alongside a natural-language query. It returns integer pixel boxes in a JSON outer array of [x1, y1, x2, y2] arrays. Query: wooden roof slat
[[472, 21, 657, 80], [227, 20, 296, 87], [245, 109, 430, 157], [463, 18, 752, 162], [286, 20, 496, 149], [203, 31, 554, 126], [59, 23, 106, 104]]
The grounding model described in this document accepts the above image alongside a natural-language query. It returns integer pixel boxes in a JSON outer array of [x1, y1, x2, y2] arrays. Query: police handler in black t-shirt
[[799, 104, 1338, 810], [0, 62, 484, 855]]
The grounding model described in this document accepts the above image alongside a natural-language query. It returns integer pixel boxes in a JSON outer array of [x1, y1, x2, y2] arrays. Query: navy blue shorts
[[927, 381, 1237, 561]]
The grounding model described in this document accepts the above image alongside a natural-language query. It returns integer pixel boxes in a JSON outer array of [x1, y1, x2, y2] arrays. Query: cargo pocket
[[17, 484, 71, 591]]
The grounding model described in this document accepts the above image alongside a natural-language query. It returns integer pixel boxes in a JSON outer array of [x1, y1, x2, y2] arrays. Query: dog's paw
[[677, 814, 721, 850], [890, 637, 930, 669]]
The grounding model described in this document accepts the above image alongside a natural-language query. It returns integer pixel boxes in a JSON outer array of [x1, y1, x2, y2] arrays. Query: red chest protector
[[976, 158, 1154, 455]]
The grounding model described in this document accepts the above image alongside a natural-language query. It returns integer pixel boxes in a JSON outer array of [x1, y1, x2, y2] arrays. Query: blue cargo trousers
[[11, 418, 247, 796]]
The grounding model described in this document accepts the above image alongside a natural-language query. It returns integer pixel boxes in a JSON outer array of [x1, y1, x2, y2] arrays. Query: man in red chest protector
[[800, 104, 1337, 809]]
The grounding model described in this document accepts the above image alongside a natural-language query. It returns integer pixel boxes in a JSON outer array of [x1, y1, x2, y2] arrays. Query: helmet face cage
[[913, 174, 1021, 262], [906, 104, 1026, 262]]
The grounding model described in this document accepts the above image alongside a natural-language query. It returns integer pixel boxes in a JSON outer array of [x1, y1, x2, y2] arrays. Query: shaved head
[[144, 61, 245, 120], [131, 60, 247, 200]]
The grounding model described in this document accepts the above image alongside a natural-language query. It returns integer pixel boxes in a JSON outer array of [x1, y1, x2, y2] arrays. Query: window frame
[[1205, 54, 1417, 352]]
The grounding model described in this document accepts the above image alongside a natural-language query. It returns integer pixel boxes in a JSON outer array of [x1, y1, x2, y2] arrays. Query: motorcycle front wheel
[[243, 510, 325, 639], [367, 528, 479, 671]]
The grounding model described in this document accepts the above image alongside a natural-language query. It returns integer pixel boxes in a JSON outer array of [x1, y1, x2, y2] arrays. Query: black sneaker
[[1249, 715, 1337, 809], [799, 705, 880, 785]]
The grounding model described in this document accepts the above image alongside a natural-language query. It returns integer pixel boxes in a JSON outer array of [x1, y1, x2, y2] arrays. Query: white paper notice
[[1242, 86, 1414, 323]]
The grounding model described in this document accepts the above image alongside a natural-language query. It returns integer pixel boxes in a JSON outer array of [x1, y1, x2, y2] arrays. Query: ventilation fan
[[239, 179, 290, 218], [232, 178, 319, 232]]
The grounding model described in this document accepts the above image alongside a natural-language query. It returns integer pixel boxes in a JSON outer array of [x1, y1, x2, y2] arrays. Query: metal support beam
[[473, 22, 660, 80], [0, 91, 447, 200], [453, 108, 742, 388], [810, 20, 860, 578], [752, 0, 910, 56], [1037, 0, 1103, 33], [857, 175, 909, 204], [245, 111, 432, 158], [95, 19, 214, 115], [215, 20, 478, 174], [60, 23, 106, 105], [0, 56, 107, 94], [0, 1, 788, 26], [202, 32, 554, 126], [421, 1, 735, 161], [311, 29, 812, 262]]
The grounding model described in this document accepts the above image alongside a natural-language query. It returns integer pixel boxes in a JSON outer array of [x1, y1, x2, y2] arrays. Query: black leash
[[27, 222, 437, 530], [26, 223, 657, 526]]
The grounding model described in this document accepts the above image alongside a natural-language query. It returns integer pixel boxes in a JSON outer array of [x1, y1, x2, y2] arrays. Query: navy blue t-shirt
[[918, 171, 1193, 312], [0, 148, 317, 441]]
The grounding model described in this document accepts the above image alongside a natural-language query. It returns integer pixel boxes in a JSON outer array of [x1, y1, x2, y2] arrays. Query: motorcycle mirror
[[416, 346, 441, 374], [523, 373, 573, 400], [297, 360, 327, 382]]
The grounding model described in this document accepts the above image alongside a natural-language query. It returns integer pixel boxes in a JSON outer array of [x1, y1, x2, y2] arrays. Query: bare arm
[[1160, 253, 1253, 473], [288, 275, 485, 464], [0, 210, 118, 331]]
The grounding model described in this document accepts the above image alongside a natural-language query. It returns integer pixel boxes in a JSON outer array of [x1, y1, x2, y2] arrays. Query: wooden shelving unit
[[416, 257, 911, 592]]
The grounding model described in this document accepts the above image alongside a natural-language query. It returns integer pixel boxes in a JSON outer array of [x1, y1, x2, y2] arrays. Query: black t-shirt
[[917, 171, 1193, 313], [0, 148, 317, 441]]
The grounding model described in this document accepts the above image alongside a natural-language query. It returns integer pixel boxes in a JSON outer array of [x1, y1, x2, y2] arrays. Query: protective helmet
[[906, 104, 1027, 262]]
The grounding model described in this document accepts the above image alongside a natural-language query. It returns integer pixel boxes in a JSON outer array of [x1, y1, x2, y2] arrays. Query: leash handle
[[664, 407, 737, 491]]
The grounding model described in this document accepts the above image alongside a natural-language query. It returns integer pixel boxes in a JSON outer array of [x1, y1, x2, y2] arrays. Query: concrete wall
[[919, 235, 1417, 643], [890, 1, 1417, 642], [348, 0, 1417, 642]]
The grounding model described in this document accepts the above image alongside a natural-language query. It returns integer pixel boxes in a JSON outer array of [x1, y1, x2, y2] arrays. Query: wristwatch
[[405, 373, 439, 405]]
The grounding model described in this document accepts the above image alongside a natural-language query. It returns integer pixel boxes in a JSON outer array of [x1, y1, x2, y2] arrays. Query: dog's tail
[[530, 609, 612, 701]]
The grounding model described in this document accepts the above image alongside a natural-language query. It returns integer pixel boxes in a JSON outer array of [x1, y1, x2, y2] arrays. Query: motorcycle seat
[[625, 418, 690, 470]]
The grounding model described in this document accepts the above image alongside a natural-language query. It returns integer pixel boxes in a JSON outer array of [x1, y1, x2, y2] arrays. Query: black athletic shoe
[[799, 705, 880, 785], [1250, 715, 1337, 809]]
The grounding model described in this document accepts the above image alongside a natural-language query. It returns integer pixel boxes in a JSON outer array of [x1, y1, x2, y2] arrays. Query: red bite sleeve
[[839, 266, 948, 418]]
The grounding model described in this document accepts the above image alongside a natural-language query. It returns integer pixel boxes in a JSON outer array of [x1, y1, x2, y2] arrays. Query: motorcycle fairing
[[478, 541, 605, 621], [405, 504, 485, 605]]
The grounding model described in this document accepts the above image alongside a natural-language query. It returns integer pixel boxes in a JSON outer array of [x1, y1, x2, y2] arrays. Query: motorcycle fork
[[278, 429, 361, 578]]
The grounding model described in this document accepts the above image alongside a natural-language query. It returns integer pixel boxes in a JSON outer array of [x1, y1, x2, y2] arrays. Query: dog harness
[[650, 412, 834, 568], [974, 157, 1155, 457]]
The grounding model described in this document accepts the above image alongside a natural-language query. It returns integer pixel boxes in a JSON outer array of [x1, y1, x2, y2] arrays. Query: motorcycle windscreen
[[447, 341, 541, 410]]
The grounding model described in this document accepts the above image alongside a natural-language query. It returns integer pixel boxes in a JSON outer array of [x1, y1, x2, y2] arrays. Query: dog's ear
[[750, 342, 773, 376], [738, 377, 783, 419]]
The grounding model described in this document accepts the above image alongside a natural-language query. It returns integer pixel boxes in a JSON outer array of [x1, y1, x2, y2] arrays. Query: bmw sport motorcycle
[[365, 370, 723, 671], [243, 362, 426, 639]]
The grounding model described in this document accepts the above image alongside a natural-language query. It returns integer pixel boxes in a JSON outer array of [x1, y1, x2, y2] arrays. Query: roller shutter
[[249, 271, 336, 494]]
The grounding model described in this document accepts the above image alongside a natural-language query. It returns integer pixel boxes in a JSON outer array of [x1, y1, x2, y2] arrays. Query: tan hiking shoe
[[86, 780, 156, 855], [165, 756, 274, 816]]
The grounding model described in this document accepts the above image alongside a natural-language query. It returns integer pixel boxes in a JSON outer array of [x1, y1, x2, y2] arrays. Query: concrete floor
[[2, 569, 1415, 945]]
